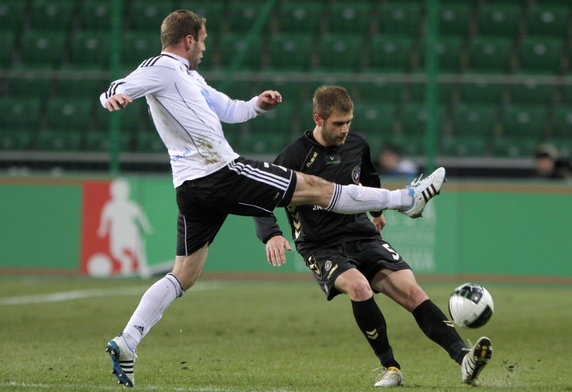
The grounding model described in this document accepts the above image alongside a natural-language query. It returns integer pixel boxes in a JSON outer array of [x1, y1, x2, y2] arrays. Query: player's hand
[[266, 235, 292, 267], [105, 94, 133, 111], [372, 214, 386, 233], [257, 90, 282, 111]]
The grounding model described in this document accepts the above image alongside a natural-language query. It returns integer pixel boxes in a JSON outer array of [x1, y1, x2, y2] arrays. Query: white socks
[[326, 184, 412, 214], [122, 273, 184, 351]]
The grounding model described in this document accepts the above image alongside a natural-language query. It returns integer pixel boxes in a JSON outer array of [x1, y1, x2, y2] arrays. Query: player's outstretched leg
[[374, 366, 403, 387], [461, 336, 492, 385], [400, 167, 446, 219], [106, 334, 137, 387]]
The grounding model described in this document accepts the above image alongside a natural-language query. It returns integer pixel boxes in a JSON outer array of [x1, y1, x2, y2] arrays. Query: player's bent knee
[[348, 279, 374, 301]]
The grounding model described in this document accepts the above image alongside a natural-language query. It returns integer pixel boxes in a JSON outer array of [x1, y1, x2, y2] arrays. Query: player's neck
[[312, 127, 329, 147]]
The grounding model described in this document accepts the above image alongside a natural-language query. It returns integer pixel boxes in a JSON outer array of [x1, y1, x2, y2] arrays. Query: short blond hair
[[160, 9, 205, 49], [312, 85, 354, 120]]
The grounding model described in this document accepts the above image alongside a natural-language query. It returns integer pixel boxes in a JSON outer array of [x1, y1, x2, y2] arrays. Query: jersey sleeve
[[254, 214, 283, 244], [99, 66, 172, 108], [203, 84, 264, 124]]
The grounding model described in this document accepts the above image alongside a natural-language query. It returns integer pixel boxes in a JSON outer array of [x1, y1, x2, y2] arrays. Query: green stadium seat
[[439, 3, 473, 36], [467, 36, 513, 73], [69, 31, 111, 70], [0, 31, 15, 68], [502, 104, 548, 136], [248, 102, 294, 135], [133, 130, 166, 153], [220, 80, 258, 101], [84, 130, 131, 152], [492, 136, 538, 158], [387, 134, 424, 156], [129, 0, 175, 31], [509, 81, 556, 105], [352, 81, 404, 105], [316, 33, 363, 72], [327, 2, 373, 34], [34, 130, 83, 151], [239, 130, 286, 155], [181, 1, 225, 32], [417, 36, 464, 73], [218, 33, 263, 70], [407, 82, 456, 104], [121, 32, 161, 68], [441, 135, 489, 157], [518, 37, 563, 74], [352, 103, 396, 137], [268, 33, 313, 71], [79, 0, 111, 31], [55, 78, 106, 98], [451, 104, 498, 136], [400, 103, 444, 137], [478, 3, 522, 36], [0, 0, 28, 31], [0, 130, 34, 151], [0, 98, 42, 130], [227, 0, 268, 32], [19, 31, 66, 69], [551, 106, 572, 137], [46, 97, 93, 131], [95, 100, 146, 132], [378, 3, 422, 36], [277, 1, 323, 33], [6, 76, 53, 99], [368, 34, 414, 72], [458, 78, 506, 104], [30, 0, 76, 31], [526, 5, 569, 37]]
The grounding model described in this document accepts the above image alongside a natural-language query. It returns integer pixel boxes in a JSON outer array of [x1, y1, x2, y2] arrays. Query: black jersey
[[255, 130, 383, 252]]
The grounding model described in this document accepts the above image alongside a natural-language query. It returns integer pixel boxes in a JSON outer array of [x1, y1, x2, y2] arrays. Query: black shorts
[[300, 237, 411, 300], [176, 157, 297, 256]]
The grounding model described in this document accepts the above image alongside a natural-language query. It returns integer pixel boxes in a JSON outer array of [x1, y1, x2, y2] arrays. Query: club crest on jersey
[[324, 260, 332, 272], [352, 166, 361, 184]]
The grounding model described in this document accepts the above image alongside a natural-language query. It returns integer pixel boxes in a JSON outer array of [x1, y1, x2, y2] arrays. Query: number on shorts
[[383, 243, 400, 261]]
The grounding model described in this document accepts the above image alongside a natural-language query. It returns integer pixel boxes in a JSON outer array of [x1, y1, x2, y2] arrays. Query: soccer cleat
[[400, 167, 446, 219], [374, 366, 403, 387], [106, 334, 137, 388], [461, 336, 492, 385]]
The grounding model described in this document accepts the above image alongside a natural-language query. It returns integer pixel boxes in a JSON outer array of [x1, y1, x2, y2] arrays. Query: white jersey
[[99, 52, 266, 187]]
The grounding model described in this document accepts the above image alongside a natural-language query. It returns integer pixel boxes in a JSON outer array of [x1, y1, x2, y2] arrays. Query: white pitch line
[[0, 281, 221, 305], [0, 381, 296, 392]]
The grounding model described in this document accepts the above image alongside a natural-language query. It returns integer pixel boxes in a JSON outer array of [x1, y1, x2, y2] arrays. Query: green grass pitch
[[1, 276, 571, 392]]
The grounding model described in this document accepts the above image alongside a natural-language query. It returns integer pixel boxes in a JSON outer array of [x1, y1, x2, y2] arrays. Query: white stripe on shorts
[[228, 161, 290, 191]]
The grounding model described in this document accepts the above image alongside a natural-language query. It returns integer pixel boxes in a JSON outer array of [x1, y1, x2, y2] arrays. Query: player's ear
[[313, 113, 323, 126]]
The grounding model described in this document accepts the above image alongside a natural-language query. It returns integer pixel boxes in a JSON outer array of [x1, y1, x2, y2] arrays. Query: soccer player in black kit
[[254, 86, 492, 387]]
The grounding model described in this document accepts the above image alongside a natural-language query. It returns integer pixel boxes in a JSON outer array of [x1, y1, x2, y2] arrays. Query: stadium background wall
[[1, 176, 571, 280]]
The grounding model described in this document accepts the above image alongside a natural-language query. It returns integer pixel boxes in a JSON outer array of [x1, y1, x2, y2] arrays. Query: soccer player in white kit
[[99, 9, 447, 387]]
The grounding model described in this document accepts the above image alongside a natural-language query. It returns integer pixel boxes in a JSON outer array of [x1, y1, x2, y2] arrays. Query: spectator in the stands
[[534, 143, 572, 180], [377, 143, 419, 179]]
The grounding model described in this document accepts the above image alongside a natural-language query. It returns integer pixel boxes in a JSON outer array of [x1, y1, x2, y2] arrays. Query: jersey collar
[[160, 51, 190, 70]]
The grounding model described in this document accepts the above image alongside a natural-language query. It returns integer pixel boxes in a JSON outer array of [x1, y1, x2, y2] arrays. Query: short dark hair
[[312, 85, 354, 120], [161, 9, 205, 49]]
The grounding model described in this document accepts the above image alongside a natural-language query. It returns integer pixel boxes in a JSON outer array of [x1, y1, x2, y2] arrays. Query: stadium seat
[[276, 1, 323, 33], [18, 31, 66, 69], [218, 32, 263, 70], [458, 78, 506, 104], [34, 130, 83, 151], [492, 136, 538, 158], [129, 0, 175, 31], [451, 104, 498, 136], [78, 0, 111, 31], [467, 36, 513, 73], [55, 78, 106, 98], [133, 129, 165, 153], [441, 135, 489, 157], [526, 4, 569, 37], [378, 3, 422, 36], [418, 36, 464, 73], [478, 3, 522, 36], [352, 81, 404, 105], [368, 34, 414, 72], [181, 1, 225, 32], [352, 103, 396, 138], [30, 0, 76, 31], [407, 82, 456, 104], [0, 98, 42, 130], [327, 2, 373, 34], [69, 31, 111, 70], [268, 33, 313, 71], [248, 101, 294, 135], [6, 76, 53, 99], [551, 106, 572, 137], [316, 33, 363, 72], [518, 37, 563, 74], [0, 31, 15, 68], [400, 103, 444, 137], [84, 130, 131, 152], [0, 130, 34, 151], [45, 97, 93, 131], [439, 2, 473, 36], [227, 0, 269, 32], [387, 134, 425, 156], [121, 32, 161, 68], [509, 81, 556, 105], [0, 0, 28, 31], [502, 104, 548, 136], [95, 100, 145, 133], [239, 130, 287, 155]]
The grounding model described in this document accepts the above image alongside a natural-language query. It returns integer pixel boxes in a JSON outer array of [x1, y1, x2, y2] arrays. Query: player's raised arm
[[104, 94, 133, 112], [256, 90, 282, 111]]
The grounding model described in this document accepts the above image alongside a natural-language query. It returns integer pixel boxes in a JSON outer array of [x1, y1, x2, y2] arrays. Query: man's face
[[317, 110, 353, 146], [188, 25, 207, 69]]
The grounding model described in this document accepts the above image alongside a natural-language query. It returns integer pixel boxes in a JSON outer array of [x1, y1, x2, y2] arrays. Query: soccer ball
[[448, 283, 494, 328]]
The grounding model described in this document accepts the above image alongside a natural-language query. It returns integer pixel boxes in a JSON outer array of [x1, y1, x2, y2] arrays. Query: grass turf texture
[[1, 277, 571, 392]]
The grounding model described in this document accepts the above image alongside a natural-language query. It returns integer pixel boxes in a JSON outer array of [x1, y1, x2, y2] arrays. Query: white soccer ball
[[448, 283, 494, 328]]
